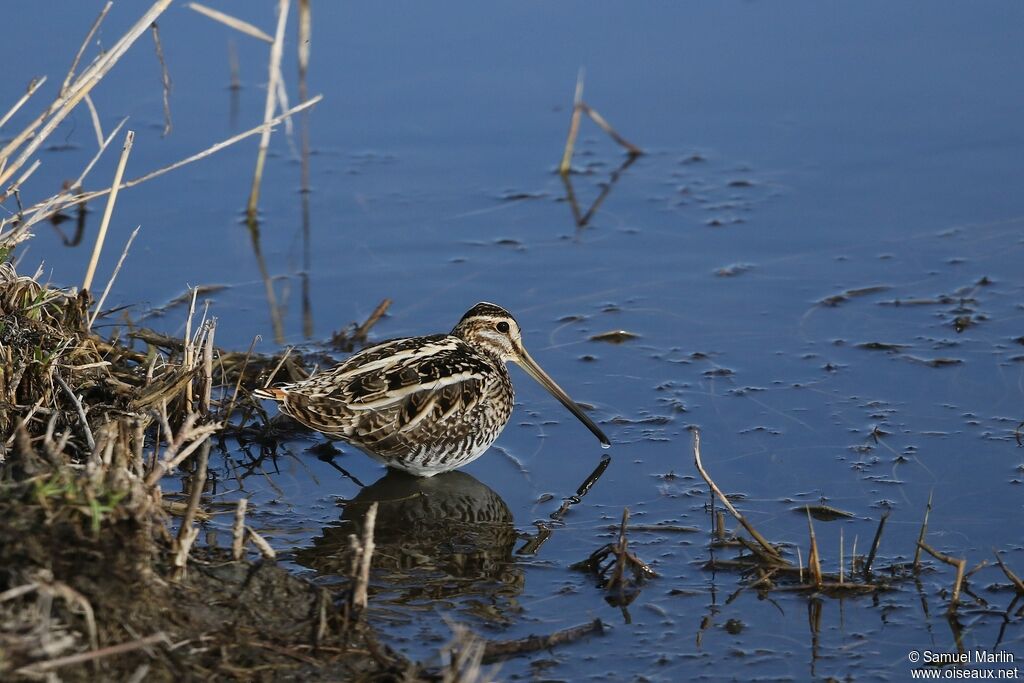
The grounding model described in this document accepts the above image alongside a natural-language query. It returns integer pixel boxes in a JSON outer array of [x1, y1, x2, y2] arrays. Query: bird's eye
[[496, 321, 510, 333]]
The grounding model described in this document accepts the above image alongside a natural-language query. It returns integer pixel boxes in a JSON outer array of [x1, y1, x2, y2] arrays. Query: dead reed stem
[[691, 428, 783, 561], [60, 2, 113, 96], [913, 491, 933, 570], [581, 103, 643, 155], [482, 619, 604, 663], [352, 502, 377, 612], [82, 129, 134, 292], [246, 525, 277, 559], [863, 509, 890, 575], [188, 3, 274, 43], [89, 225, 140, 329], [149, 22, 173, 137], [0, 77, 47, 130], [353, 298, 392, 343], [558, 69, 585, 176], [173, 443, 209, 575], [201, 320, 216, 415], [993, 550, 1024, 594], [917, 540, 966, 613], [806, 508, 823, 587], [232, 498, 249, 560], [83, 93, 104, 149], [247, 0, 290, 220]]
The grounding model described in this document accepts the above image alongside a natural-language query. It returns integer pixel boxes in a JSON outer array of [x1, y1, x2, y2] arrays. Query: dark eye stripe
[[496, 321, 510, 333]]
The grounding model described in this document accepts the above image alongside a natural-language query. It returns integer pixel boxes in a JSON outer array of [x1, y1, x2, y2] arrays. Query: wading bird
[[254, 302, 609, 476]]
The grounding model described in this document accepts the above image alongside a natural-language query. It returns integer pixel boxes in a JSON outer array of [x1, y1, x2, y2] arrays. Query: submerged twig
[[482, 619, 604, 663]]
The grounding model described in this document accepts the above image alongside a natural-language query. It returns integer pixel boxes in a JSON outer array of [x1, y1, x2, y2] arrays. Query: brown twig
[[913, 491, 933, 570], [558, 69, 585, 176], [993, 550, 1024, 595], [580, 102, 643, 156], [917, 540, 967, 612], [482, 619, 603, 663], [692, 428, 783, 561], [150, 21, 173, 137], [353, 298, 392, 343], [864, 509, 890, 575], [806, 507, 823, 588]]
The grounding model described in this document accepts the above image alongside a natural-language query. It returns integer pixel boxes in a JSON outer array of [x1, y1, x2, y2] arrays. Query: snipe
[[254, 302, 609, 476]]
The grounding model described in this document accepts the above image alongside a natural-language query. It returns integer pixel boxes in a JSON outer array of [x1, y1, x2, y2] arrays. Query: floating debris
[[589, 329, 639, 344], [715, 263, 755, 277], [794, 504, 857, 522], [818, 285, 890, 307]]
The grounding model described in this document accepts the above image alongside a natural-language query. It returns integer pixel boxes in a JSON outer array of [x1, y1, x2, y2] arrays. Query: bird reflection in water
[[295, 470, 523, 621]]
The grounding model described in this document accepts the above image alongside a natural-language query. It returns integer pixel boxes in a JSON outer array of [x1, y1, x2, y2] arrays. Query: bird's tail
[[252, 386, 288, 401]]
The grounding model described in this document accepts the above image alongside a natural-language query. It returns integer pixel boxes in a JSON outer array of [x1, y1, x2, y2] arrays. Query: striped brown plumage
[[254, 302, 609, 477]]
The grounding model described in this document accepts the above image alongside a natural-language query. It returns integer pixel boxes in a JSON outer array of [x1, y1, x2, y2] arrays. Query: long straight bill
[[515, 346, 610, 447]]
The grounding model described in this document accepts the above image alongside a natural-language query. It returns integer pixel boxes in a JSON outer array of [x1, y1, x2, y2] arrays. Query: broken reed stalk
[[82, 130, 134, 292], [183, 287, 199, 406], [993, 550, 1024, 594], [247, 0, 290, 220], [188, 2, 274, 43], [917, 541, 966, 613], [201, 320, 216, 415], [353, 298, 392, 343], [580, 103, 643, 156], [173, 443, 209, 575], [805, 508, 823, 587], [0, 76, 47, 130], [691, 428, 783, 561], [558, 69, 585, 176], [60, 2, 113, 97], [863, 509, 890, 575], [232, 498, 249, 560], [245, 525, 277, 559], [913, 491, 933, 570], [89, 225, 140, 329], [352, 502, 378, 612], [149, 22, 173, 137], [83, 93, 104, 148]]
